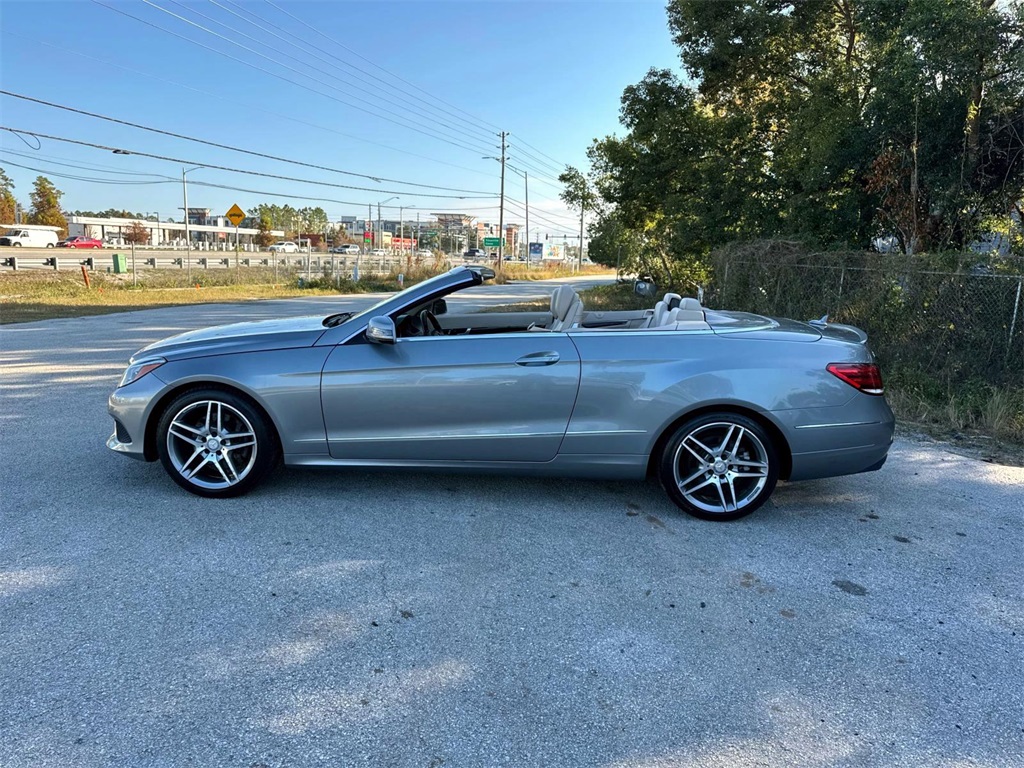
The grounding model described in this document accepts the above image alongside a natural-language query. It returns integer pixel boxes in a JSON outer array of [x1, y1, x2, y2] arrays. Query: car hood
[[133, 315, 328, 362]]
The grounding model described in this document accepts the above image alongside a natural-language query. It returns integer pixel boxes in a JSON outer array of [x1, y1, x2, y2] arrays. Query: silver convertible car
[[108, 267, 894, 521]]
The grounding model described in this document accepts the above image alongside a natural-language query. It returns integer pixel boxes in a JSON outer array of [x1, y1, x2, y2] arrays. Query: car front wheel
[[155, 388, 279, 497], [659, 413, 779, 521]]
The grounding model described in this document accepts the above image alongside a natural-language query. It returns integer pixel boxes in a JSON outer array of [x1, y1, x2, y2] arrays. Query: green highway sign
[[483, 237, 501, 247]]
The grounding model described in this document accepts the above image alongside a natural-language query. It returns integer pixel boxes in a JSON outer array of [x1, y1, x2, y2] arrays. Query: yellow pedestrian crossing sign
[[225, 204, 246, 227]]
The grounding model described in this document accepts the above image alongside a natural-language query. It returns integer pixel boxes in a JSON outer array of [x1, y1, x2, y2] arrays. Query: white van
[[0, 227, 59, 248]]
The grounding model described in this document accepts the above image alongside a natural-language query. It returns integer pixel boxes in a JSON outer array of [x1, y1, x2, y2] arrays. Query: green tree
[[256, 214, 275, 248], [28, 176, 68, 237], [123, 220, 150, 245], [0, 167, 16, 224], [584, 0, 1024, 258]]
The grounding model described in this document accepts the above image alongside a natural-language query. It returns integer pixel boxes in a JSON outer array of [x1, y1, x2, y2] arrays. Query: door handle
[[516, 351, 560, 366]]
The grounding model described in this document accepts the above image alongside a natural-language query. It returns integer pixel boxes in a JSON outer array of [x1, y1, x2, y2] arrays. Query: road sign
[[483, 237, 501, 247], [225, 204, 246, 227], [529, 242, 543, 258]]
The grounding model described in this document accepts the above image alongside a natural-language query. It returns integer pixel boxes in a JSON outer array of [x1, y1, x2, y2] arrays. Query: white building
[[68, 216, 283, 247]]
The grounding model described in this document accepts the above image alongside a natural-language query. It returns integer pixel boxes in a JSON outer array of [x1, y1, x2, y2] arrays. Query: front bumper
[[106, 371, 168, 462]]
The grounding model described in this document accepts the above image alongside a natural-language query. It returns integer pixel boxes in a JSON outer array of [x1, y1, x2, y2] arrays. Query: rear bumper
[[775, 396, 895, 482]]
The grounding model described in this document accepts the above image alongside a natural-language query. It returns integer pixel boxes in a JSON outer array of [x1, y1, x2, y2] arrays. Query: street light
[[180, 166, 202, 281], [400, 206, 416, 257], [377, 196, 398, 255], [145, 211, 160, 246]]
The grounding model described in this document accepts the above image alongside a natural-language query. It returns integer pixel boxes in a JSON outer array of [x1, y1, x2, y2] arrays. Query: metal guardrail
[[0, 249, 438, 275]]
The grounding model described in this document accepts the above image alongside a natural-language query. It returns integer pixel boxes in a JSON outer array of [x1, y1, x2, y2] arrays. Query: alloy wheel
[[672, 421, 770, 515], [165, 399, 258, 490]]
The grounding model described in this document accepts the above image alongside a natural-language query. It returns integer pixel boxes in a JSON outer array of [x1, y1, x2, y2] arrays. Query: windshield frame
[[316, 266, 483, 346]]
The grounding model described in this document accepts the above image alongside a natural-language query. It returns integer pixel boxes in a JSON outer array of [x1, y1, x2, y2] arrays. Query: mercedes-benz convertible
[[108, 266, 893, 521]]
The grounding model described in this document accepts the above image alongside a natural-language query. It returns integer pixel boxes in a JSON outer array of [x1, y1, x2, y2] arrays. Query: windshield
[[343, 268, 475, 325]]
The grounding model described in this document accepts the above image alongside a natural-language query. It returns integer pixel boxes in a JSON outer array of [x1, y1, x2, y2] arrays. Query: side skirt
[[284, 453, 648, 480]]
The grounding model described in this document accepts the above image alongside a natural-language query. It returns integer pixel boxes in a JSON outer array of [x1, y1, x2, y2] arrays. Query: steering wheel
[[419, 310, 444, 337]]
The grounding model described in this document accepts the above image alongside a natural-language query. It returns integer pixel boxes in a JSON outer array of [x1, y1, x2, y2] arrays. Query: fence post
[[837, 266, 845, 308], [1008, 278, 1022, 361]]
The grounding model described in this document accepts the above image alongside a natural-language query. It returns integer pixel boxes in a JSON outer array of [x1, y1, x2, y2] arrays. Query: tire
[[46, 243, 54, 248], [12, 242, 20, 247], [155, 388, 280, 498], [659, 412, 779, 521]]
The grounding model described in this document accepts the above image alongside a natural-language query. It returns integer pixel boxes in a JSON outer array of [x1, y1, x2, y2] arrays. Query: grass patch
[[0, 270, 343, 324]]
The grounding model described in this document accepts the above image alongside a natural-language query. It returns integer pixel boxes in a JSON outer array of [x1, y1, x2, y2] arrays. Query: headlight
[[118, 357, 166, 388]]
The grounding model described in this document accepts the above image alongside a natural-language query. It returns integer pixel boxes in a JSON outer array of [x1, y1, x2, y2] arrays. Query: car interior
[[393, 285, 711, 338]]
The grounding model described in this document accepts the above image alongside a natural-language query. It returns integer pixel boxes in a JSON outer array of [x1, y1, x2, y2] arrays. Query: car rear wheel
[[155, 388, 279, 498], [659, 413, 779, 521]]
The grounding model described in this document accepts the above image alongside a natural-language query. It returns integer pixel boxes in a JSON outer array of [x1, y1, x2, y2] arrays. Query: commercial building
[[68, 215, 283, 247]]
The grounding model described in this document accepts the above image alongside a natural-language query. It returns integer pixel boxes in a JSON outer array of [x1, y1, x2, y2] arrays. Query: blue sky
[[1, 0, 680, 237]]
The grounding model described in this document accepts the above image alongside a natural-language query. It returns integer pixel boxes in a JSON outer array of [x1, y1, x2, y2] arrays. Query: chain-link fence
[[705, 244, 1023, 437]]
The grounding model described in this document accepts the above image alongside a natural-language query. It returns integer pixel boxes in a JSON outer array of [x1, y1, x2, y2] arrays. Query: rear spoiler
[[809, 314, 869, 344]]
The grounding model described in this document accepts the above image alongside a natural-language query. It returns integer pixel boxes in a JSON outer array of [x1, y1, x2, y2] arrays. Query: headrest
[[680, 297, 702, 311], [663, 293, 682, 310]]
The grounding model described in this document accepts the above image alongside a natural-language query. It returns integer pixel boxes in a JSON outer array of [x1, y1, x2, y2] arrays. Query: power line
[[0, 90, 495, 196], [0, 157, 173, 186], [508, 142, 564, 175], [163, 0, 498, 150], [88, 0, 495, 157], [0, 147, 175, 177], [208, 0, 499, 148], [0, 125, 497, 199], [0, 31, 502, 182], [512, 135, 568, 170], [262, 0, 504, 135], [504, 198, 585, 232], [136, 0, 497, 155]]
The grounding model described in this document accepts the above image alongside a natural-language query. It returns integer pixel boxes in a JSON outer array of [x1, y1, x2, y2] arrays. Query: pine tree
[[28, 176, 68, 237], [0, 167, 17, 225]]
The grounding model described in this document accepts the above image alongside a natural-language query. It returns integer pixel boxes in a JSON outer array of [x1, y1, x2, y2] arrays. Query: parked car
[[369, 248, 387, 257], [57, 236, 104, 249], [269, 241, 299, 253], [107, 267, 894, 521], [416, 249, 434, 258], [330, 244, 360, 255], [0, 228, 58, 248]]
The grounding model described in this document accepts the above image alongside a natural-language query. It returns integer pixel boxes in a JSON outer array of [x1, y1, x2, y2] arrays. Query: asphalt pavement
[[1, 279, 1022, 767]]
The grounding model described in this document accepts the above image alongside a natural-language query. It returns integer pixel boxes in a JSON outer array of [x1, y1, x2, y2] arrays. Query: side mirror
[[431, 298, 448, 315], [366, 316, 396, 344]]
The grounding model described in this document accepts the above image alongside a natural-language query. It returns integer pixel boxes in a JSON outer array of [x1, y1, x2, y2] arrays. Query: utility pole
[[368, 203, 373, 248], [524, 170, 529, 263], [377, 202, 381, 254], [399, 205, 404, 257], [498, 131, 507, 270], [182, 168, 191, 281], [578, 201, 585, 270]]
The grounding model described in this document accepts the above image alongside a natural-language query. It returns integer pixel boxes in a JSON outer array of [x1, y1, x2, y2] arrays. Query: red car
[[58, 236, 104, 249]]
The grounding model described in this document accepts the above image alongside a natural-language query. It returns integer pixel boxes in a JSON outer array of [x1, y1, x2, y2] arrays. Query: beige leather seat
[[641, 300, 668, 328], [665, 307, 706, 323], [532, 285, 583, 331]]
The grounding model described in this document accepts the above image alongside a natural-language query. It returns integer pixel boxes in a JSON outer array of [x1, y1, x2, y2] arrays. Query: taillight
[[827, 363, 884, 395]]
